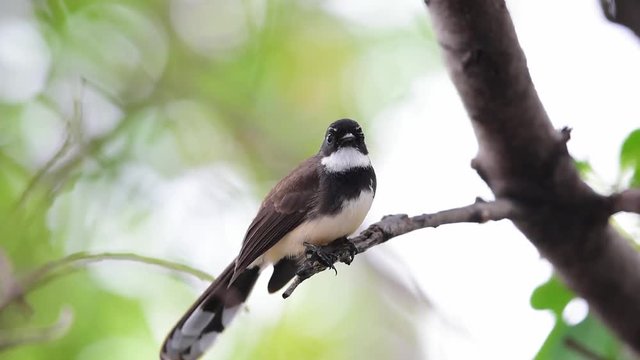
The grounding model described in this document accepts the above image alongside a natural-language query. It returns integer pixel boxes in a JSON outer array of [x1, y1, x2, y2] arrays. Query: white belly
[[260, 190, 374, 265]]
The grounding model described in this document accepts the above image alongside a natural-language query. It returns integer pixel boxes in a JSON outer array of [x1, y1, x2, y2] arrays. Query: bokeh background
[[1, 0, 639, 359]]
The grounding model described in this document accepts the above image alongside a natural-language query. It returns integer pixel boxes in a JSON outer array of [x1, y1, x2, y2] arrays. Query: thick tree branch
[[283, 199, 519, 298], [600, 0, 640, 39], [610, 189, 640, 214], [426, 0, 640, 352]]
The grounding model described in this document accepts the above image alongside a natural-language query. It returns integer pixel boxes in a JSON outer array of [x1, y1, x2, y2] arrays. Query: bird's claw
[[340, 239, 358, 265], [302, 238, 358, 275], [303, 242, 338, 275]]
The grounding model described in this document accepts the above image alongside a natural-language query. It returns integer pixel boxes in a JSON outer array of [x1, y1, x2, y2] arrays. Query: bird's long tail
[[160, 261, 260, 360]]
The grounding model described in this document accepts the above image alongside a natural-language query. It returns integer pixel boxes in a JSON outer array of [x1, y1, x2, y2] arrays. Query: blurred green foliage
[[0, 0, 433, 359]]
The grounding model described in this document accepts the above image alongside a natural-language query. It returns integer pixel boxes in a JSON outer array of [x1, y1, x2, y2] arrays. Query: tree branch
[[610, 189, 640, 214], [0, 252, 214, 313], [426, 0, 640, 353], [0, 307, 73, 352], [600, 0, 640, 39], [282, 198, 519, 298]]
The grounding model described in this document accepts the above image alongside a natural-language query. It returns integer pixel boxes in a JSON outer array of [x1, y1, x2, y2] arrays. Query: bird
[[160, 119, 377, 360]]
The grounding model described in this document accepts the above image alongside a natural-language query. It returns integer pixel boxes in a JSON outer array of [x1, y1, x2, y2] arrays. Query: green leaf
[[532, 276, 632, 360], [530, 276, 574, 316], [535, 315, 631, 360], [620, 129, 640, 187], [620, 129, 640, 169]]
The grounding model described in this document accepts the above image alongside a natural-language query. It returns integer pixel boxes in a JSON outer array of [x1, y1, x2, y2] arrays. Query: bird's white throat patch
[[321, 147, 371, 173]]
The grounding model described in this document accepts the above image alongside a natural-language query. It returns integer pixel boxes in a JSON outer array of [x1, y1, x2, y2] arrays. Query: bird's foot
[[302, 238, 358, 275], [332, 237, 358, 265], [303, 242, 339, 274]]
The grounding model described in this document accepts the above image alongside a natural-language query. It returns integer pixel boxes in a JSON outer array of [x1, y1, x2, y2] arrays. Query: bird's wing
[[233, 155, 320, 275]]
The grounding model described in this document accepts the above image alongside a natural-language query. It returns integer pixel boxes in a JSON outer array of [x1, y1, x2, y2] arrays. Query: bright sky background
[[2, 0, 639, 359]]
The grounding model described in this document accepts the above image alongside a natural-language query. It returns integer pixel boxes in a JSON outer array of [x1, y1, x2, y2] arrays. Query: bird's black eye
[[326, 133, 335, 144], [356, 127, 364, 139]]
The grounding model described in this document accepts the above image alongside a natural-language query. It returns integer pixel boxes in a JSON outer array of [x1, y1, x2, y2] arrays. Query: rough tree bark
[[284, 0, 640, 354], [427, 0, 640, 352]]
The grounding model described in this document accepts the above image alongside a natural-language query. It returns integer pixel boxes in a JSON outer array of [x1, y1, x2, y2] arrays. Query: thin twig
[[0, 307, 73, 352], [0, 249, 18, 298], [283, 198, 520, 298], [0, 249, 30, 314], [13, 81, 87, 210], [13, 120, 73, 210], [0, 252, 214, 313]]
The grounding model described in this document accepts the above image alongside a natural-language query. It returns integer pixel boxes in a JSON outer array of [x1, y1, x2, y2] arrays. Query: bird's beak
[[338, 133, 356, 146], [340, 133, 356, 143]]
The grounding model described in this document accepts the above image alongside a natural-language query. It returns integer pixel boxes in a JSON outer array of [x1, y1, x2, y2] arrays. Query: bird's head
[[320, 118, 368, 156], [320, 119, 371, 173]]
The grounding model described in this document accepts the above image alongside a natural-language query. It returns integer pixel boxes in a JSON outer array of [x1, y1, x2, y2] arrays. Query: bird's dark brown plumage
[[233, 155, 321, 279]]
